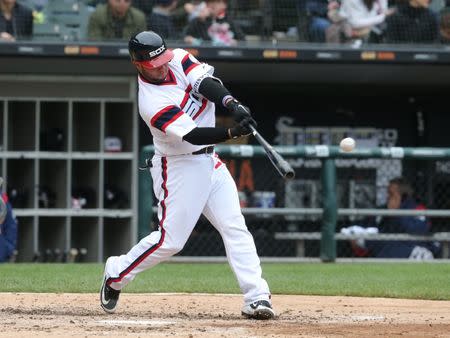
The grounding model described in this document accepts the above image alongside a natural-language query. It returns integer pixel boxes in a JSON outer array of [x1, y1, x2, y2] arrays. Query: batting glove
[[225, 99, 257, 127], [228, 117, 255, 138]]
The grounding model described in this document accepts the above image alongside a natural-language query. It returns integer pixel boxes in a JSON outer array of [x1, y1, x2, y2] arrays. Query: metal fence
[[140, 145, 450, 261]]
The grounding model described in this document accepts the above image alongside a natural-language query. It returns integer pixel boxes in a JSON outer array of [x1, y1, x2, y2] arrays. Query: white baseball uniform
[[105, 49, 271, 305]]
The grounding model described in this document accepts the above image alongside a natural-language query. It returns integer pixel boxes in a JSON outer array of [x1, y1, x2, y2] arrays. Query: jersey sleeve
[[149, 105, 197, 141], [179, 51, 215, 94]]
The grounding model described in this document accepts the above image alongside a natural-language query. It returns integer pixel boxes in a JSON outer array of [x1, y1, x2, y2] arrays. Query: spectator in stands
[[133, 0, 155, 18], [0, 0, 33, 41], [184, 0, 207, 22], [297, 0, 331, 42], [87, 0, 147, 40], [384, 0, 438, 43], [184, 0, 244, 46], [147, 0, 178, 39], [0, 178, 18, 263], [326, 0, 394, 43], [439, 8, 450, 42], [349, 177, 437, 259]]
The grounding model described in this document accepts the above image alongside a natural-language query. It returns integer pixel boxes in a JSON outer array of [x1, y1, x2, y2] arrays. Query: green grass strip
[[0, 263, 449, 300]]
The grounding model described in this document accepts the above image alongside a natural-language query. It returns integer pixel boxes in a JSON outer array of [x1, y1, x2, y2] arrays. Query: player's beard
[[141, 73, 164, 84], [139, 66, 169, 84]]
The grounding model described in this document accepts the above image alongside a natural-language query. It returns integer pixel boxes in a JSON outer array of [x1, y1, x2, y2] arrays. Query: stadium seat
[[228, 0, 273, 40], [33, 21, 62, 41], [33, 0, 90, 41]]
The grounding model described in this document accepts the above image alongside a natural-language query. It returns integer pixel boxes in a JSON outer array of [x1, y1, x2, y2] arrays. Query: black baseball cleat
[[241, 300, 275, 320], [100, 275, 121, 313]]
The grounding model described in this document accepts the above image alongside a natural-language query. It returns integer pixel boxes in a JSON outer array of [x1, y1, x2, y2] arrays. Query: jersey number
[[184, 93, 203, 117]]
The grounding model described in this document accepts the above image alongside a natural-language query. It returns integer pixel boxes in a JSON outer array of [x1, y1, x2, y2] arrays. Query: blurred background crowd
[[1, 0, 449, 45]]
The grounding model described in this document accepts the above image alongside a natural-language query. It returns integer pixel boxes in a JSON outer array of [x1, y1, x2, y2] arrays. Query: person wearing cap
[[99, 30, 275, 320], [87, 0, 147, 41], [0, 179, 18, 263]]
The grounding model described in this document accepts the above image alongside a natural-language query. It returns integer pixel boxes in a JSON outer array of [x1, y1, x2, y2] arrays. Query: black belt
[[192, 146, 214, 155], [139, 146, 214, 170]]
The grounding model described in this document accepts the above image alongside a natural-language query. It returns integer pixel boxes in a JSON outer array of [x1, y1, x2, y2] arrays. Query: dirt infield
[[1, 293, 450, 337]]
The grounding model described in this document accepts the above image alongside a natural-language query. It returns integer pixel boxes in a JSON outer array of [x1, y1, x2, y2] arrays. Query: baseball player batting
[[100, 31, 275, 320]]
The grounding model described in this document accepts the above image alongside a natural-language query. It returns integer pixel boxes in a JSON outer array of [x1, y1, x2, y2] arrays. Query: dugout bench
[[274, 232, 450, 258]]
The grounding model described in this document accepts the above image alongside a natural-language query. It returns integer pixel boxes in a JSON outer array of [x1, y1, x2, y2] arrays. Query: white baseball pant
[[105, 152, 271, 304]]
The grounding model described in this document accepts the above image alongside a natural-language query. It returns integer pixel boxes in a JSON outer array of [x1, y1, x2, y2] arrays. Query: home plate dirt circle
[[1, 293, 450, 337]]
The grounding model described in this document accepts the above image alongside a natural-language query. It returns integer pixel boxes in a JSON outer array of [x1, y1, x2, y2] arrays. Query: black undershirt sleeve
[[184, 78, 233, 145], [183, 127, 229, 145], [197, 77, 231, 106]]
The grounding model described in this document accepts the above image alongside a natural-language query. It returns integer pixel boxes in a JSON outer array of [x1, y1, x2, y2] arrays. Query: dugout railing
[[139, 145, 450, 262]]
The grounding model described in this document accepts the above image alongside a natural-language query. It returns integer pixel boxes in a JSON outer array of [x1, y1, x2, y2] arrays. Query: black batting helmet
[[128, 31, 174, 69]]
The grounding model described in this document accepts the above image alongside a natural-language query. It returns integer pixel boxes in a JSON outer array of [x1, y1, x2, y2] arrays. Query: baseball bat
[[249, 125, 295, 180]]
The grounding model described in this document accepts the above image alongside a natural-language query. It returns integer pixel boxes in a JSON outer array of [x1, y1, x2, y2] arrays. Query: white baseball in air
[[340, 137, 356, 152]]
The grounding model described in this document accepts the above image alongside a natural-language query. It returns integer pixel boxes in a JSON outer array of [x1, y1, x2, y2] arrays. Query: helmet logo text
[[149, 46, 166, 58]]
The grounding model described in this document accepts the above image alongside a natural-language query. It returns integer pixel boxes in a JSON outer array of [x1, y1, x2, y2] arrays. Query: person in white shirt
[[327, 0, 394, 41]]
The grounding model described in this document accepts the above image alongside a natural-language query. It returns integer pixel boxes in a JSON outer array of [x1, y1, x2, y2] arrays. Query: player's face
[[136, 62, 170, 83]]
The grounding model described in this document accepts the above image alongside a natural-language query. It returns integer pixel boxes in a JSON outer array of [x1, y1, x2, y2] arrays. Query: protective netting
[[148, 154, 450, 259], [6, 0, 447, 45]]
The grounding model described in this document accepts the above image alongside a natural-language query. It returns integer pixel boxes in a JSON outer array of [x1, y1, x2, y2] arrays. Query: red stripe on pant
[[107, 157, 168, 286]]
